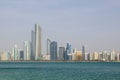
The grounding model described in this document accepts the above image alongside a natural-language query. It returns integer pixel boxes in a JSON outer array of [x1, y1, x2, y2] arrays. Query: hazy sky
[[0, 0, 120, 53]]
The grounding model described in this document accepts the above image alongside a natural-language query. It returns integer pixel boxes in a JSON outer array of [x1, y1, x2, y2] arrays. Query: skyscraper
[[47, 38, 51, 55], [24, 41, 31, 61], [12, 44, 18, 61], [82, 45, 85, 54], [64, 43, 71, 60], [35, 24, 42, 60], [59, 47, 65, 61], [19, 50, 24, 60], [82, 45, 85, 61], [31, 24, 42, 60], [31, 30, 35, 60], [50, 41, 57, 60]]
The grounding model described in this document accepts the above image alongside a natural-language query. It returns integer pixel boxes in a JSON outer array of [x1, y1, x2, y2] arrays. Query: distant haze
[[0, 0, 120, 53]]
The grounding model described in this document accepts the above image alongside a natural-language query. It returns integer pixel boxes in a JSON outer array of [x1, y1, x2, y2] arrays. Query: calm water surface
[[0, 62, 120, 80]]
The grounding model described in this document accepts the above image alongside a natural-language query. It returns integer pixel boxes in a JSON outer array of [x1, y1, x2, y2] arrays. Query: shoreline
[[0, 60, 120, 63]]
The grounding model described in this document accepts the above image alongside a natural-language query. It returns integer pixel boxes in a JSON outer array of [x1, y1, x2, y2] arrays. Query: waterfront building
[[93, 52, 99, 61], [59, 47, 65, 61], [89, 53, 93, 61], [68, 54, 72, 61], [110, 50, 116, 61], [35, 24, 42, 60], [19, 50, 24, 60], [31, 24, 42, 60], [24, 41, 31, 61], [98, 52, 102, 61], [76, 51, 82, 61], [12, 44, 18, 61], [47, 39, 51, 55], [0, 52, 11, 61], [64, 43, 71, 60], [82, 45, 85, 61], [42, 54, 50, 61], [72, 53, 77, 61], [102, 51, 109, 61], [31, 30, 35, 60], [85, 53, 89, 61], [72, 49, 77, 61], [50, 41, 57, 60], [116, 53, 120, 61]]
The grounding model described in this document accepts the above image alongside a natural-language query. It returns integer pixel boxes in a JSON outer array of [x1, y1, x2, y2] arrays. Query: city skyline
[[0, 0, 120, 53], [1, 24, 118, 62]]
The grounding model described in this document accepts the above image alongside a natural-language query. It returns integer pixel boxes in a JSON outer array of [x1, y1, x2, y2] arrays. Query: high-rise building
[[82, 45, 85, 54], [31, 24, 42, 60], [19, 50, 24, 60], [116, 53, 120, 61], [93, 52, 99, 61], [24, 41, 31, 61], [76, 51, 82, 61], [59, 47, 65, 61], [64, 43, 71, 60], [102, 51, 109, 61], [85, 53, 89, 61], [47, 39, 51, 55], [50, 41, 57, 60], [35, 24, 42, 60], [31, 30, 35, 60], [110, 50, 116, 61], [72, 49, 77, 61], [82, 45, 85, 61], [89, 53, 93, 61], [12, 44, 18, 61]]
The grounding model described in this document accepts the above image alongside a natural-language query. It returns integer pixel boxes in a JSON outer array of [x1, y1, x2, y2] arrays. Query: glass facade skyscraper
[[59, 47, 65, 60], [24, 41, 31, 61], [35, 24, 42, 60], [12, 44, 18, 61], [31, 24, 42, 60], [31, 30, 35, 60], [47, 39, 51, 55], [50, 41, 57, 60], [64, 43, 71, 60]]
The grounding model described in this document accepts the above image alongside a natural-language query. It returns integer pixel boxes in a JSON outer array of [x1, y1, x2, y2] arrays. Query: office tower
[[82, 45, 85, 54], [31, 24, 42, 60], [64, 43, 71, 60], [31, 30, 35, 60], [85, 53, 89, 61], [35, 24, 42, 60], [116, 53, 120, 61], [102, 51, 109, 61], [82, 45, 85, 61], [24, 41, 31, 61], [110, 50, 116, 61], [47, 38, 51, 55], [98, 52, 102, 61], [59, 47, 65, 61], [89, 53, 93, 61], [72, 49, 77, 61], [76, 51, 82, 61], [19, 50, 24, 60], [12, 44, 18, 61], [50, 41, 57, 60], [93, 52, 99, 61]]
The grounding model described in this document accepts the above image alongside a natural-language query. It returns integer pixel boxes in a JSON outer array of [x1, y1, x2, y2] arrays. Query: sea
[[0, 62, 120, 80]]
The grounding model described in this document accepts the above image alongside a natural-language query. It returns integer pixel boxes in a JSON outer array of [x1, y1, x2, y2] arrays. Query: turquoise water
[[0, 62, 120, 80]]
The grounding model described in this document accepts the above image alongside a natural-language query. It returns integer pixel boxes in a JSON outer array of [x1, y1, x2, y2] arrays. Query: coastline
[[0, 60, 120, 63]]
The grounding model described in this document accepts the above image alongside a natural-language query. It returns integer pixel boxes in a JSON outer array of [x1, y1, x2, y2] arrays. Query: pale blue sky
[[0, 0, 120, 53]]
